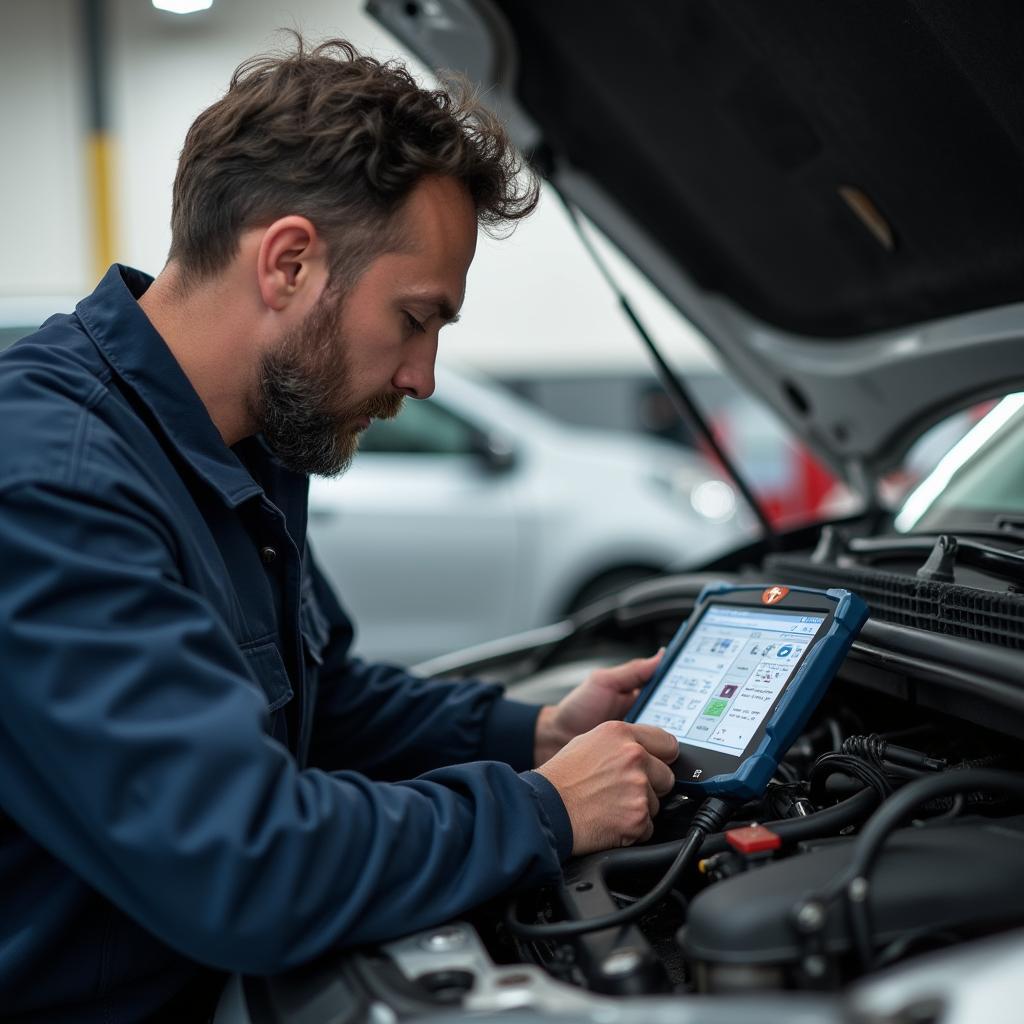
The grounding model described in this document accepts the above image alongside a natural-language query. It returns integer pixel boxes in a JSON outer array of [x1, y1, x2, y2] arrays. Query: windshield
[[895, 395, 1024, 533]]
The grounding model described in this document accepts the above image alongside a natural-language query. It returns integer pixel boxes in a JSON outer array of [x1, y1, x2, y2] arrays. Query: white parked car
[[309, 364, 745, 664], [0, 302, 744, 667]]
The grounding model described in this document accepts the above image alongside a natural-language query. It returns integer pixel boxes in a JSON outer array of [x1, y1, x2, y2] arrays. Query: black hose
[[846, 769, 1024, 888], [806, 769, 1024, 969]]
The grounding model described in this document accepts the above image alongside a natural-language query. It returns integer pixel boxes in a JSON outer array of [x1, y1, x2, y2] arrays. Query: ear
[[255, 216, 329, 312]]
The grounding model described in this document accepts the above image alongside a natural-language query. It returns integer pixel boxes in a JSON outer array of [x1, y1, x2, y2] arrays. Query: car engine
[[218, 528, 1024, 1024]]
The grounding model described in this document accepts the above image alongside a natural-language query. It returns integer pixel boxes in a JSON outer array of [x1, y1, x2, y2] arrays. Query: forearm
[[306, 554, 544, 775], [312, 659, 544, 776], [5, 721, 567, 972]]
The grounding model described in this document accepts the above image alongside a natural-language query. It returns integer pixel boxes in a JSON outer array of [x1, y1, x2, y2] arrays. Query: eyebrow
[[403, 292, 461, 325]]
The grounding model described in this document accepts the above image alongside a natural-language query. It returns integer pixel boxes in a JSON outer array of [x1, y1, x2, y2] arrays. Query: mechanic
[[0, 37, 679, 1023]]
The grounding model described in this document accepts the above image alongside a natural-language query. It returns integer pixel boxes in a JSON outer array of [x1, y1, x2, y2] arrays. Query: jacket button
[[260, 545, 278, 566]]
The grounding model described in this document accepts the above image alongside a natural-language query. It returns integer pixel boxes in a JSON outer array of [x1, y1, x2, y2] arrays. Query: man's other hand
[[533, 651, 663, 766], [535, 721, 678, 854]]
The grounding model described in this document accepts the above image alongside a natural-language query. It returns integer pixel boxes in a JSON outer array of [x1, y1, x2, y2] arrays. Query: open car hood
[[368, 0, 1024, 497]]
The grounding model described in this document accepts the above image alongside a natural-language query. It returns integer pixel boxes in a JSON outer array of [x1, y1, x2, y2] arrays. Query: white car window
[[358, 399, 476, 456]]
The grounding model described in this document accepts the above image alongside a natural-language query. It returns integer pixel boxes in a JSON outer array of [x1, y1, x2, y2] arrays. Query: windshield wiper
[[846, 534, 1024, 585], [909, 521, 1024, 546]]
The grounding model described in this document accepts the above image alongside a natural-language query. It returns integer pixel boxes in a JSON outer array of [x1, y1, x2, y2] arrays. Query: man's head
[[166, 35, 537, 475], [251, 175, 480, 475]]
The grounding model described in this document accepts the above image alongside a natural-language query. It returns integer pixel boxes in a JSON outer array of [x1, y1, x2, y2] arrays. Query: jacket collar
[[76, 264, 266, 509]]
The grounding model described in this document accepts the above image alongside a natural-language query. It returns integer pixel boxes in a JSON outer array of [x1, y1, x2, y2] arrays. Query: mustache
[[354, 391, 405, 421]]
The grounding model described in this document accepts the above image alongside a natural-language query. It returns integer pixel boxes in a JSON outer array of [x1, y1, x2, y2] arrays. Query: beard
[[252, 294, 404, 477]]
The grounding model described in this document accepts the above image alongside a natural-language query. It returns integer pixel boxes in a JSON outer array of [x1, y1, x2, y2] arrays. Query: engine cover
[[682, 815, 1024, 987]]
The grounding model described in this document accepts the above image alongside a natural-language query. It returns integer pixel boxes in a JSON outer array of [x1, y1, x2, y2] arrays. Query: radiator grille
[[763, 554, 1024, 649]]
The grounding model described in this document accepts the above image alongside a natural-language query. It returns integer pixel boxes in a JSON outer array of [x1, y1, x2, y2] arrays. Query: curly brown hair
[[169, 34, 538, 288]]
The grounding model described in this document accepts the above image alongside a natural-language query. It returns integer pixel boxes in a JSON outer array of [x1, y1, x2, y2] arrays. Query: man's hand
[[536, 721, 678, 854], [533, 651, 663, 766]]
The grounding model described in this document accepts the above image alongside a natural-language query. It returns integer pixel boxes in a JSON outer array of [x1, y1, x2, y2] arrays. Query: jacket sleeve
[[0, 479, 572, 974], [305, 552, 545, 778]]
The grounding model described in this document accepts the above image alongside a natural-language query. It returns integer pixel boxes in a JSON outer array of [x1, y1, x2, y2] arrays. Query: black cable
[[841, 734, 886, 765], [599, 784, 878, 877], [506, 797, 734, 939], [842, 734, 946, 772], [509, 788, 880, 941], [878, 762, 926, 782], [808, 752, 894, 807], [884, 744, 946, 772]]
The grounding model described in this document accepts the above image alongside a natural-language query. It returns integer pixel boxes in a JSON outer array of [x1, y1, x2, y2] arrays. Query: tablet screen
[[633, 605, 826, 757]]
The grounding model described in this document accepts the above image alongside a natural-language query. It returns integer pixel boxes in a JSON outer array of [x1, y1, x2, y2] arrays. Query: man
[[0, 38, 678, 1021]]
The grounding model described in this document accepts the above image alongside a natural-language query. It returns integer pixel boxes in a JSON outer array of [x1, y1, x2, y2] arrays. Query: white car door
[[307, 397, 522, 665]]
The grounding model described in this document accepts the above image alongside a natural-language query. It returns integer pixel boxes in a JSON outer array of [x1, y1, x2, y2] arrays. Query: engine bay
[[221, 531, 1024, 1023], [508, 690, 1024, 999]]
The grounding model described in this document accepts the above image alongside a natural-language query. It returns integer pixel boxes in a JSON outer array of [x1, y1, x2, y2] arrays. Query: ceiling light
[[690, 479, 737, 522], [152, 0, 213, 13]]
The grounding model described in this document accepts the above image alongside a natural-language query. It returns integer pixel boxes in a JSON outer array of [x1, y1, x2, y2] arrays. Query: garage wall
[[108, 0, 403, 276], [0, 0, 90, 297], [0, 0, 405, 298], [0, 0, 714, 374]]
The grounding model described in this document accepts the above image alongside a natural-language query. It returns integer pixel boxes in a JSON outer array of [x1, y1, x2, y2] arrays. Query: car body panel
[[368, 0, 1024, 493], [310, 452, 524, 663]]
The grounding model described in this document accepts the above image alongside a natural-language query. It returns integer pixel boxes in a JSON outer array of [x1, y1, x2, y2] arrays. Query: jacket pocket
[[239, 639, 294, 712]]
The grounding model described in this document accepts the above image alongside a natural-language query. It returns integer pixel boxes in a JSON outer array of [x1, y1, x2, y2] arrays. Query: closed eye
[[404, 311, 426, 333]]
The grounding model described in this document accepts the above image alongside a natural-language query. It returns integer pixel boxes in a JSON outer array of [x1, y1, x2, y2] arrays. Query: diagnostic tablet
[[625, 583, 868, 800]]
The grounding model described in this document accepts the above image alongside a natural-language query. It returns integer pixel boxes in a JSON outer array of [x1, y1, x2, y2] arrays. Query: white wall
[[108, 0, 403, 275], [0, 0, 716, 374], [0, 0, 90, 296]]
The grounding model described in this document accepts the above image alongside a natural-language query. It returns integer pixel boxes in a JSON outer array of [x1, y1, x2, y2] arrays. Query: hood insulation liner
[[499, 0, 1024, 336]]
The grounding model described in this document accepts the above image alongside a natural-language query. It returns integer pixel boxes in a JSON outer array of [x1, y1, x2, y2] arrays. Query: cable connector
[[842, 734, 947, 772], [689, 796, 734, 836]]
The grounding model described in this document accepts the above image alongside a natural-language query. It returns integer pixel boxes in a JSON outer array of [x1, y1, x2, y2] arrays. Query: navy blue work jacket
[[0, 266, 572, 1023]]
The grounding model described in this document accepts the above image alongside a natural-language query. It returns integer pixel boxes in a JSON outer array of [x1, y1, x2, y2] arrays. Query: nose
[[393, 333, 438, 400]]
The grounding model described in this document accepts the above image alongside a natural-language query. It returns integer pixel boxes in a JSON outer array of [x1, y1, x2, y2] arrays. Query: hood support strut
[[554, 188, 777, 547]]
